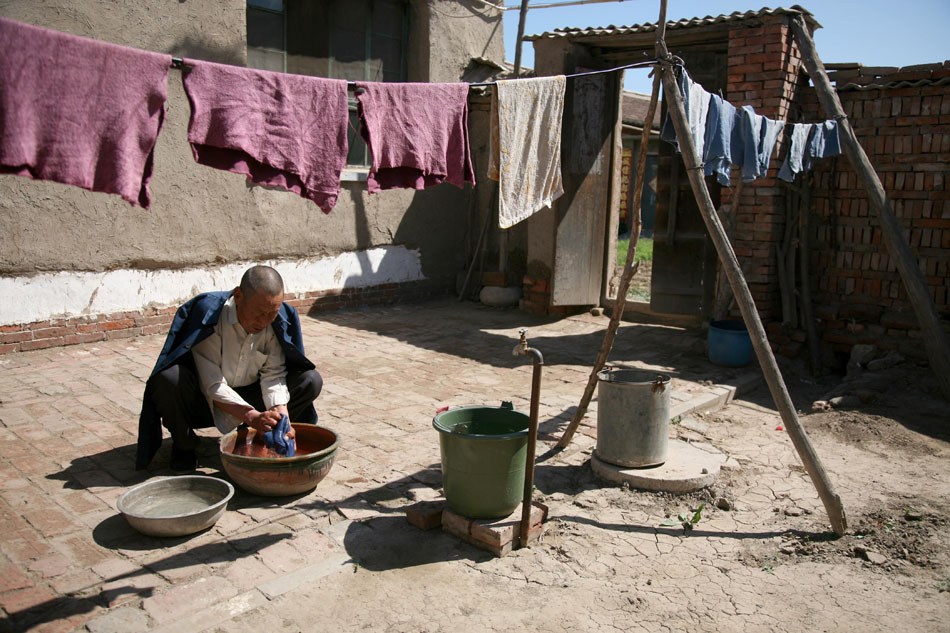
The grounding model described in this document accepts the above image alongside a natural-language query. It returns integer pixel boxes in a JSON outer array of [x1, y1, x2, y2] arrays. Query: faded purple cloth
[[0, 17, 170, 208], [355, 82, 475, 193], [182, 59, 349, 213]]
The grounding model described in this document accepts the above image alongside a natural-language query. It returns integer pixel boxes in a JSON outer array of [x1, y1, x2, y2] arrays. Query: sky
[[501, 0, 950, 93]]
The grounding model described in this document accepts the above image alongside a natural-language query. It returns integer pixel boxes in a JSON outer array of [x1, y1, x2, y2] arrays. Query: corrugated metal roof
[[826, 61, 950, 92], [524, 5, 818, 41], [837, 76, 950, 91]]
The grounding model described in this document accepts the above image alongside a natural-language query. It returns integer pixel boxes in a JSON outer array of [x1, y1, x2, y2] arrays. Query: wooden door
[[551, 71, 620, 306]]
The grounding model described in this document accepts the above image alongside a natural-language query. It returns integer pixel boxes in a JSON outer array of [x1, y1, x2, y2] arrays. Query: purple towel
[[182, 59, 349, 213], [355, 82, 475, 193], [0, 17, 170, 208]]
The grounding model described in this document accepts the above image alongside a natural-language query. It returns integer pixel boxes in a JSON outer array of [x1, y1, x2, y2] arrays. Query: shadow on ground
[[310, 300, 716, 372], [341, 516, 491, 571], [5, 528, 292, 632], [558, 514, 833, 541]]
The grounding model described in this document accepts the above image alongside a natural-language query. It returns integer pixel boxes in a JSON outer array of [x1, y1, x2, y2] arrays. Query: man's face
[[234, 288, 283, 334]]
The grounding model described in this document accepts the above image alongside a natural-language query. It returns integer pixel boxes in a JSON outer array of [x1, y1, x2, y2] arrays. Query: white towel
[[687, 78, 712, 156], [489, 76, 566, 228]]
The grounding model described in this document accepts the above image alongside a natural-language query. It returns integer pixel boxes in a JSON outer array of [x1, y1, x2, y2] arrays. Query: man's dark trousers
[[146, 364, 323, 450]]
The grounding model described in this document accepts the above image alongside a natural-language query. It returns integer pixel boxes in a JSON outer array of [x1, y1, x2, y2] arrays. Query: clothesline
[[3, 11, 838, 222], [661, 63, 842, 186], [168, 56, 659, 88]]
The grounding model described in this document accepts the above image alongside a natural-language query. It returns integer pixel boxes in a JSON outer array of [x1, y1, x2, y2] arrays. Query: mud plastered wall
[[0, 0, 505, 353]]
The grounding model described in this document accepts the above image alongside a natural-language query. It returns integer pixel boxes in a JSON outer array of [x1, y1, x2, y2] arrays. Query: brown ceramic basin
[[219, 423, 339, 496]]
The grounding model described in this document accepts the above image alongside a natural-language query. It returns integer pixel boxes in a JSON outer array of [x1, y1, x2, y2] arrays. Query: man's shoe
[[170, 448, 197, 472]]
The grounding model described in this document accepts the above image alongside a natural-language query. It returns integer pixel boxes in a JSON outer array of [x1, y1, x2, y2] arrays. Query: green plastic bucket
[[432, 404, 529, 519]]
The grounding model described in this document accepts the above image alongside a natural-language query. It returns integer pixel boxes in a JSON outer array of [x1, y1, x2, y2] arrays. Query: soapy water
[[137, 492, 219, 517]]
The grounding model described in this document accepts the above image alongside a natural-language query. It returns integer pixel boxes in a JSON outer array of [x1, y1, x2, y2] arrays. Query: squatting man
[[135, 265, 322, 471]]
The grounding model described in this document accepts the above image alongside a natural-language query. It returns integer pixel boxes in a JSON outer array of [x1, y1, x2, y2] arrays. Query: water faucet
[[513, 328, 543, 365], [512, 328, 529, 356]]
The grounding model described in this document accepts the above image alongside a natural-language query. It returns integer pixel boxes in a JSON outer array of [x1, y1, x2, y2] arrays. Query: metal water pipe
[[512, 328, 543, 548]]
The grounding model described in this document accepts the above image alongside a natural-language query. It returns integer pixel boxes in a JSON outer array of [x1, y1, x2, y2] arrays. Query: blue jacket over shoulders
[[136, 291, 316, 469]]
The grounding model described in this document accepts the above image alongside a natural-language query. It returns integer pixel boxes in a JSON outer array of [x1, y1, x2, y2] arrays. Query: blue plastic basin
[[708, 319, 753, 367]]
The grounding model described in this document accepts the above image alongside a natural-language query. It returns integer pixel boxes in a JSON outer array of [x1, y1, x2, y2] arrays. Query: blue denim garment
[[660, 69, 711, 155], [778, 123, 814, 182], [264, 413, 296, 457], [703, 94, 738, 186], [778, 120, 842, 181], [803, 120, 841, 171], [660, 70, 689, 149], [737, 105, 785, 182], [732, 106, 755, 177]]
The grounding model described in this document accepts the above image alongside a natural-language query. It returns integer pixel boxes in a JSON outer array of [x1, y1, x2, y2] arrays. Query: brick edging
[[0, 279, 451, 355]]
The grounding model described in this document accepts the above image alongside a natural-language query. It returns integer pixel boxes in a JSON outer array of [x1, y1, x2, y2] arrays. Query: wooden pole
[[713, 178, 744, 320], [798, 175, 822, 375], [655, 0, 847, 535], [790, 16, 950, 402], [512, 0, 530, 77], [497, 2, 531, 275], [556, 69, 662, 449]]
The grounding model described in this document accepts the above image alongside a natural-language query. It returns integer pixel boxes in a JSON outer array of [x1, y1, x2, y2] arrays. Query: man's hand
[[244, 408, 283, 433], [268, 404, 294, 440]]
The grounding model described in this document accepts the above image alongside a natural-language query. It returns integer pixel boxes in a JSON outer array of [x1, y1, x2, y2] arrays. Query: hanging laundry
[[702, 94, 738, 186], [778, 120, 841, 182], [778, 123, 815, 182], [0, 17, 170, 208], [488, 76, 566, 228], [182, 59, 349, 213], [355, 82, 474, 193], [734, 105, 785, 182], [660, 69, 712, 156], [804, 120, 842, 170]]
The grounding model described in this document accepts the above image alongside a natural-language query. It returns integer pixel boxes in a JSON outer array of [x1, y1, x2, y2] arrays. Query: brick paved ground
[[0, 297, 870, 633]]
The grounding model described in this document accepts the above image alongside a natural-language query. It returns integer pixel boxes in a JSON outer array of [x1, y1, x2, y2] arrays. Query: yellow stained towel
[[489, 76, 566, 228]]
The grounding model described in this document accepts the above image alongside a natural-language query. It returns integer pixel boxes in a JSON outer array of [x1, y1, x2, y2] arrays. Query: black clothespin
[[170, 57, 191, 72]]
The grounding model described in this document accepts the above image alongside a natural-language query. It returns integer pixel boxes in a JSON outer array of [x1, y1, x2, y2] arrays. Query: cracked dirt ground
[[223, 383, 949, 633], [0, 298, 948, 632]]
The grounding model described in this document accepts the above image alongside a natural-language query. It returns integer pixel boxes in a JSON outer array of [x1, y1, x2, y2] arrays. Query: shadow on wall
[[169, 37, 246, 66], [393, 182, 474, 285], [317, 179, 474, 292]]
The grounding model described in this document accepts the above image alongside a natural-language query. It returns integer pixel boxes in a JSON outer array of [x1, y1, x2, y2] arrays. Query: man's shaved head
[[239, 265, 283, 298]]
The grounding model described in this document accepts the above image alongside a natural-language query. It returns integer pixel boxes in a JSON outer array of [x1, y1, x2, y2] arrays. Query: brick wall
[[800, 74, 950, 360], [0, 279, 450, 355], [519, 275, 578, 317], [723, 17, 803, 319]]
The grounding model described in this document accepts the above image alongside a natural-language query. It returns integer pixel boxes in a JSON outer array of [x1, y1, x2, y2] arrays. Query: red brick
[[99, 319, 135, 331], [20, 338, 64, 351], [0, 330, 32, 343], [105, 328, 140, 340], [28, 554, 72, 579], [0, 561, 34, 593], [0, 585, 56, 614], [22, 507, 73, 537], [731, 63, 764, 75], [142, 576, 237, 622], [406, 500, 445, 531], [29, 326, 74, 339]]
